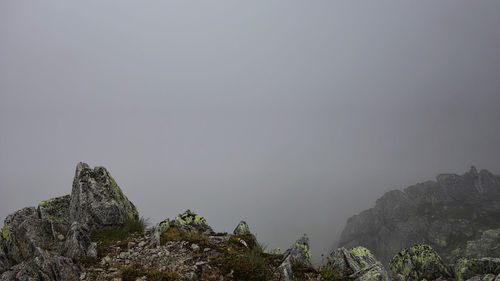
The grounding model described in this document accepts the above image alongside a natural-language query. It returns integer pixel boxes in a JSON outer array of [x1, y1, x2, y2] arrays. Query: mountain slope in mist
[[338, 166, 500, 265]]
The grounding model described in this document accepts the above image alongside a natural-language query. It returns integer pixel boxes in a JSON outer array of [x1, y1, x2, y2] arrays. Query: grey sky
[[1, 1, 500, 260]]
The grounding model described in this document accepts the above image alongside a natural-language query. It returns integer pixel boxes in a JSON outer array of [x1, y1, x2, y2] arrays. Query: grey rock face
[[63, 222, 92, 261], [338, 167, 500, 264], [389, 244, 452, 281], [70, 162, 138, 229], [0, 254, 10, 275]]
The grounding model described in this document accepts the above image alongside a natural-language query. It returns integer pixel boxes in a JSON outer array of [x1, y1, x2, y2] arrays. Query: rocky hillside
[[338, 167, 500, 265], [1, 163, 500, 281]]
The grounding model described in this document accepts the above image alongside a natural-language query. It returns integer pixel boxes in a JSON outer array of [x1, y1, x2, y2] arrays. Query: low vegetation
[[160, 226, 211, 249], [119, 263, 180, 281]]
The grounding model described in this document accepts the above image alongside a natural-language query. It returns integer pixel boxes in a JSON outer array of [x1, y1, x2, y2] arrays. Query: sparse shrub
[[213, 234, 284, 281], [91, 217, 148, 246]]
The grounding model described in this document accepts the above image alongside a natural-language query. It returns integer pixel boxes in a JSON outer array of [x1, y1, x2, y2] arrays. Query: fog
[[1, 1, 500, 260]]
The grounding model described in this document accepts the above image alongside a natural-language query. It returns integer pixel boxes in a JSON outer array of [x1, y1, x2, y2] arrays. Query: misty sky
[[1, 1, 500, 260]]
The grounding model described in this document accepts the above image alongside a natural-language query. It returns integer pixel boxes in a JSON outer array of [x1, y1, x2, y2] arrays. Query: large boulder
[[389, 244, 452, 281], [327, 246, 389, 281], [70, 162, 138, 229], [454, 257, 500, 281], [0, 247, 80, 281], [276, 234, 313, 281]]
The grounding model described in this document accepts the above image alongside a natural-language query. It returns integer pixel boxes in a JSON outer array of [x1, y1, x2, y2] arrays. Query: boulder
[[172, 209, 213, 234], [276, 234, 312, 281], [327, 246, 389, 281], [0, 247, 80, 281], [389, 244, 452, 281], [454, 257, 500, 281], [70, 162, 138, 229]]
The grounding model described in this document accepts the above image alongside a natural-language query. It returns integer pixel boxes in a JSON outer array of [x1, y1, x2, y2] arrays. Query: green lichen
[[390, 244, 448, 281], [295, 242, 312, 262], [349, 246, 376, 269], [2, 225, 11, 243]]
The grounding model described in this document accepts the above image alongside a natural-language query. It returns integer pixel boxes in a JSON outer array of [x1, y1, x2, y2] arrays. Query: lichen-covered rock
[[327, 246, 389, 280], [0, 247, 80, 281], [70, 162, 138, 229], [454, 257, 500, 281], [465, 229, 500, 259], [1, 207, 56, 264], [276, 234, 313, 281], [37, 195, 71, 235], [171, 209, 213, 234], [390, 244, 452, 281], [233, 221, 251, 236]]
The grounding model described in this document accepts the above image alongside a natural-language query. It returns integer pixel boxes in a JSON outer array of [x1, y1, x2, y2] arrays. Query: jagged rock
[[465, 228, 500, 259], [276, 234, 312, 281], [454, 257, 500, 281], [70, 162, 138, 229], [0, 207, 56, 264], [37, 195, 71, 235], [339, 167, 500, 264], [63, 222, 92, 261], [0, 247, 80, 281], [233, 221, 251, 236], [389, 244, 452, 281], [327, 246, 389, 281]]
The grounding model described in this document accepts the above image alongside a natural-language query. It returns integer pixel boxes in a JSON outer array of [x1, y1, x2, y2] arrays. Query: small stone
[[128, 241, 136, 249], [138, 241, 146, 248], [57, 234, 65, 241], [191, 244, 200, 252]]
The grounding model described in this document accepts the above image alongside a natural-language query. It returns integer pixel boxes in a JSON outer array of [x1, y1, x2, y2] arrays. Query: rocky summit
[[1, 164, 500, 280]]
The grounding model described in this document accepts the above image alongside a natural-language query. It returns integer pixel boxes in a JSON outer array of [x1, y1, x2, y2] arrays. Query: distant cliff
[[338, 167, 500, 265]]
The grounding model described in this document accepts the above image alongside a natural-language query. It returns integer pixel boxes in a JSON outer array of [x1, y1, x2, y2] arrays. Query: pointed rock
[[233, 221, 251, 236], [69, 163, 138, 229]]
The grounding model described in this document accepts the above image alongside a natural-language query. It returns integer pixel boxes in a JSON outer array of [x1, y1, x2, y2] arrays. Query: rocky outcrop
[[389, 244, 452, 281], [465, 229, 500, 259], [70, 163, 138, 229], [0, 162, 139, 281], [338, 167, 500, 264], [151, 210, 213, 247], [233, 221, 251, 236]]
